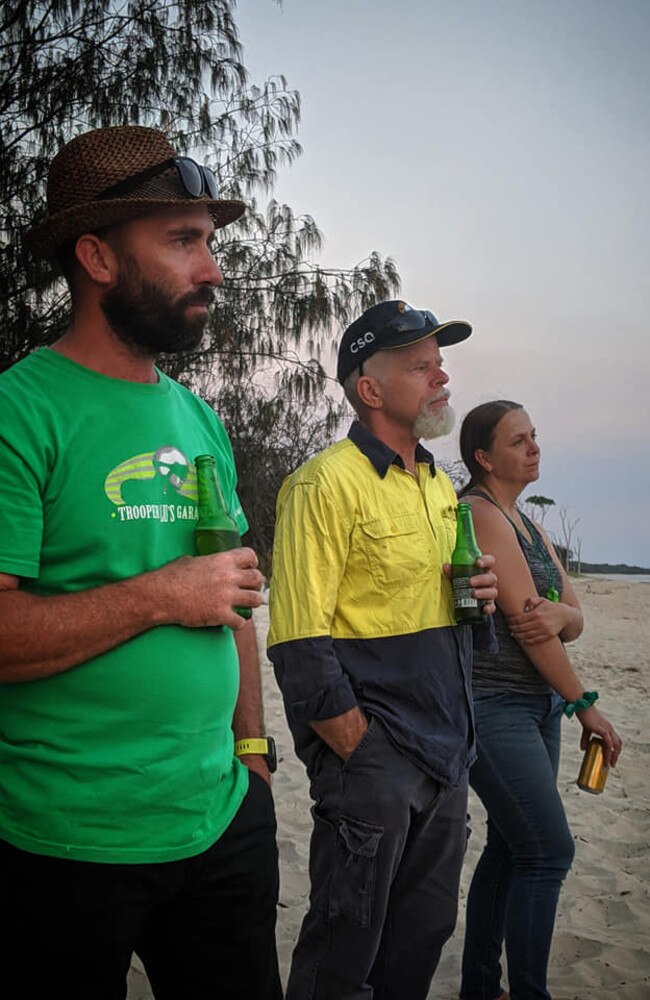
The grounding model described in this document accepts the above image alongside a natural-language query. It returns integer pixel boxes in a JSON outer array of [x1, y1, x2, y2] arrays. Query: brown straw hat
[[26, 125, 246, 261]]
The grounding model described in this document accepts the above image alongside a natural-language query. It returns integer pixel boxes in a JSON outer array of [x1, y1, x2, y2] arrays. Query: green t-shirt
[[0, 349, 249, 863]]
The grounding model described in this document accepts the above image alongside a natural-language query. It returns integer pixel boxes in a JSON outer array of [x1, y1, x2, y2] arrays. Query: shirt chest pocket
[[358, 513, 433, 590], [439, 505, 458, 557]]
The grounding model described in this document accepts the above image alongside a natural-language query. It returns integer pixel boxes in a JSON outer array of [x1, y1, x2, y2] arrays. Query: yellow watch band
[[234, 738, 268, 757], [234, 736, 277, 772]]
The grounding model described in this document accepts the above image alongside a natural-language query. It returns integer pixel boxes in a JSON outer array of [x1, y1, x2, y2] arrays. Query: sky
[[236, 0, 650, 566]]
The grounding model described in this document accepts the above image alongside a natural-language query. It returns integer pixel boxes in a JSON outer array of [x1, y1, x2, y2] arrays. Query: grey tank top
[[468, 491, 563, 694]]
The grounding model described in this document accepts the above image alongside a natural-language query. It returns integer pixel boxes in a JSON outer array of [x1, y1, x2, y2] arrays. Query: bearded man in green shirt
[[0, 126, 282, 1000]]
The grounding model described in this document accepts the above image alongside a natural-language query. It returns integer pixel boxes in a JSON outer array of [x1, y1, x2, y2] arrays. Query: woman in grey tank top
[[457, 400, 622, 1000]]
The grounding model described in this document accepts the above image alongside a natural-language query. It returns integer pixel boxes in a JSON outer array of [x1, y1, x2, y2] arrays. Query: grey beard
[[413, 404, 456, 441]]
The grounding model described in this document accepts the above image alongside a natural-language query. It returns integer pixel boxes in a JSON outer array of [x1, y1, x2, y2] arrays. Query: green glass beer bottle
[[194, 454, 252, 620], [451, 502, 484, 625]]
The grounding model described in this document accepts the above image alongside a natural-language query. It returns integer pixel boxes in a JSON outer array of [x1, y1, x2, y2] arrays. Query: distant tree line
[[577, 562, 650, 575]]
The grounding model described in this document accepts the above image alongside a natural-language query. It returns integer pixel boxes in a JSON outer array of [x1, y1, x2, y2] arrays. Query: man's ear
[[74, 233, 118, 286], [356, 374, 384, 410]]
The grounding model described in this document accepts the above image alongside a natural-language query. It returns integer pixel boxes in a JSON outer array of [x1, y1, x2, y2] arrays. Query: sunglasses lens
[[174, 157, 219, 199], [202, 167, 219, 199], [389, 310, 426, 334], [389, 309, 440, 334], [175, 157, 203, 197], [420, 310, 440, 327]]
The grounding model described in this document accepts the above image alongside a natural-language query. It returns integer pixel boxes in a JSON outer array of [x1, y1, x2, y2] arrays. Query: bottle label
[[452, 577, 479, 609]]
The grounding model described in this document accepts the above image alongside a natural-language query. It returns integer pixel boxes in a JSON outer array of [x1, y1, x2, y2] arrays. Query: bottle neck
[[456, 504, 481, 556], [195, 457, 228, 521]]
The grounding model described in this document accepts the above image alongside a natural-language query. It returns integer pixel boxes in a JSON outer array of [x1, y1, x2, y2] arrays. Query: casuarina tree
[[0, 0, 400, 565]]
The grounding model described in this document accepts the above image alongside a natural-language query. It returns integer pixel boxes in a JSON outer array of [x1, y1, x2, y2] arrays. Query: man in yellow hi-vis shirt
[[268, 300, 499, 1000]]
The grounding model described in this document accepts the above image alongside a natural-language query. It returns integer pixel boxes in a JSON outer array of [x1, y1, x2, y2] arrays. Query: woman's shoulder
[[465, 496, 527, 562], [461, 490, 506, 523], [458, 488, 492, 510]]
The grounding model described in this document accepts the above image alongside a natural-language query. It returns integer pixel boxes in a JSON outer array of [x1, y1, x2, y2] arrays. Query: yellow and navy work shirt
[[268, 421, 482, 788]]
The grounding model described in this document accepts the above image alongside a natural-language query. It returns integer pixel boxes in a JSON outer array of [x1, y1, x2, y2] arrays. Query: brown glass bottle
[[451, 502, 484, 624], [194, 454, 252, 620]]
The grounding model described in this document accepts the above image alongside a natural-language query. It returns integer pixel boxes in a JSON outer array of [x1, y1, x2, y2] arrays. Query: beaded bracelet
[[563, 690, 598, 718]]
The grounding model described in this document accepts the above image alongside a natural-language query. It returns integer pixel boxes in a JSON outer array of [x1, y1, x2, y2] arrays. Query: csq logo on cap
[[350, 331, 376, 354]]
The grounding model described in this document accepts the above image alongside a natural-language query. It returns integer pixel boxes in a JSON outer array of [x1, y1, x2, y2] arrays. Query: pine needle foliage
[[0, 0, 401, 564]]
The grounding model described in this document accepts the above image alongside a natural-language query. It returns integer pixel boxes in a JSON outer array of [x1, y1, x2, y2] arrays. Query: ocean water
[[582, 572, 650, 584]]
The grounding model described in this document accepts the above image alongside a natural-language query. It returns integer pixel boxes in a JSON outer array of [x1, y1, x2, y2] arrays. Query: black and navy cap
[[337, 299, 472, 384]]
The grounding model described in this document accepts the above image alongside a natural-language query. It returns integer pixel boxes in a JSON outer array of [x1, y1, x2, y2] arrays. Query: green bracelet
[[563, 690, 598, 718]]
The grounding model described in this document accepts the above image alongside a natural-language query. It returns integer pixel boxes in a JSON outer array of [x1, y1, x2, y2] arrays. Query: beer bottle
[[194, 454, 252, 620], [577, 736, 609, 794], [451, 502, 484, 624]]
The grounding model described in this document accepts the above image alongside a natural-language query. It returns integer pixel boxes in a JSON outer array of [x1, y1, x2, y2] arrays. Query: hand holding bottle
[[449, 503, 498, 621], [575, 705, 622, 769], [194, 454, 257, 620], [154, 548, 262, 630], [445, 552, 498, 620]]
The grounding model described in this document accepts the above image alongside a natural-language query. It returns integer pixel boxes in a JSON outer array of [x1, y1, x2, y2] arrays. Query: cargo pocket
[[328, 814, 383, 927]]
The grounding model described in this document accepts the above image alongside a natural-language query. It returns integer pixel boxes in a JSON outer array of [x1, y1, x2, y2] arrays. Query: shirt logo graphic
[[104, 446, 198, 522]]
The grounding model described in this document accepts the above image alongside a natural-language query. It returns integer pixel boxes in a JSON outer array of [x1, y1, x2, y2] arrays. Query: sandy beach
[[128, 576, 650, 999]]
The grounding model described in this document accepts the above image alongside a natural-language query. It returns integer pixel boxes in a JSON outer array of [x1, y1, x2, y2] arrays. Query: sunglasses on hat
[[97, 156, 219, 201], [386, 307, 437, 335], [358, 308, 438, 375]]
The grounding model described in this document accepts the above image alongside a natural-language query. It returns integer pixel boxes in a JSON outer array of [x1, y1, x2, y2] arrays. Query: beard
[[101, 258, 214, 356], [413, 398, 456, 440]]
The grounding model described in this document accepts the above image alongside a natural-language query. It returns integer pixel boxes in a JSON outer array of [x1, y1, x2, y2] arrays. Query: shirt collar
[[347, 420, 437, 479]]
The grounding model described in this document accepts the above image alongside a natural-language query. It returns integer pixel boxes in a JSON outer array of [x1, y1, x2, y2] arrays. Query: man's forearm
[[233, 621, 271, 783], [232, 620, 266, 740], [0, 572, 172, 682], [0, 549, 263, 683]]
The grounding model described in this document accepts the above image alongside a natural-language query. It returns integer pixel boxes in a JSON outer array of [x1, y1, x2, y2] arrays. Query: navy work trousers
[[1, 771, 283, 1000], [287, 716, 469, 1000]]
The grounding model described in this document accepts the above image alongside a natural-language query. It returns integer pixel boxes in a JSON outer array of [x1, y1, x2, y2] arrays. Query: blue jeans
[[460, 691, 575, 1000]]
